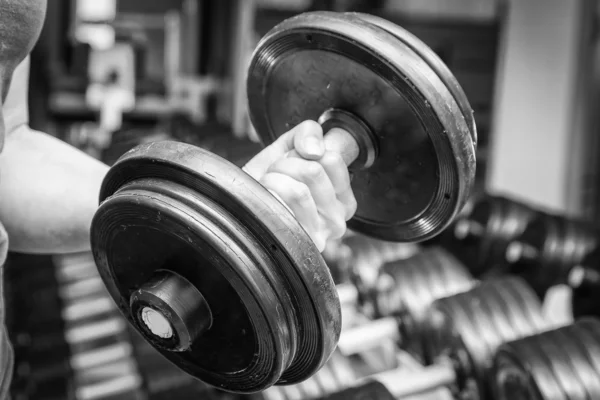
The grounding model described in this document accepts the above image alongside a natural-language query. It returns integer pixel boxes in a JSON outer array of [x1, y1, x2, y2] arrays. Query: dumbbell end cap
[[130, 269, 212, 352], [141, 307, 174, 339]]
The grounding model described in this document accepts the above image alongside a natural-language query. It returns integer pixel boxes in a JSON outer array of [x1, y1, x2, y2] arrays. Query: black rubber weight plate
[[247, 11, 476, 242], [348, 12, 477, 147], [91, 141, 341, 392]]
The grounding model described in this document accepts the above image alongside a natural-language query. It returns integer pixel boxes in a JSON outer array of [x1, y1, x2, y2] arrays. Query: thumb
[[292, 120, 325, 160]]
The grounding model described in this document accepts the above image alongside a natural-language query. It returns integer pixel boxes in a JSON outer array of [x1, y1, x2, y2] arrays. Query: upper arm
[[3, 56, 31, 136]]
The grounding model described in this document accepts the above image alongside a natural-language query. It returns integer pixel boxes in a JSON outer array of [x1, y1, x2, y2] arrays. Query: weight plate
[[575, 319, 600, 399], [507, 214, 598, 297], [424, 277, 548, 399], [455, 195, 537, 275], [492, 335, 560, 400], [91, 141, 341, 393], [571, 248, 600, 320], [348, 12, 477, 147], [493, 318, 600, 400], [375, 247, 474, 363], [247, 11, 476, 242]]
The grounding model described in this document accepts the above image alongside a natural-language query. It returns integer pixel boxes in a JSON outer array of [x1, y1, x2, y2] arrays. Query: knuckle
[[290, 183, 312, 204], [301, 161, 325, 182], [331, 220, 347, 239], [268, 158, 288, 173]]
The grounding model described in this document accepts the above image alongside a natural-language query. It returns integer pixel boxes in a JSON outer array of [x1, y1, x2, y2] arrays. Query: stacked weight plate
[[449, 194, 539, 277], [493, 317, 600, 400]]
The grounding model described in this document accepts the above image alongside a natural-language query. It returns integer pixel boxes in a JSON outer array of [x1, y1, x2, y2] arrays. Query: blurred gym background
[[9, 0, 600, 399], [28, 0, 600, 218]]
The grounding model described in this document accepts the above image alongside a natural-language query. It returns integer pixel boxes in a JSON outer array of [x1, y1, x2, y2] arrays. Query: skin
[[0, 0, 356, 254]]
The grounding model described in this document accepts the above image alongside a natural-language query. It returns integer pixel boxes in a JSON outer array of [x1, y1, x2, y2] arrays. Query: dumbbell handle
[[62, 296, 114, 321], [505, 241, 540, 263], [77, 373, 141, 400], [71, 342, 133, 370], [569, 265, 600, 288], [65, 316, 126, 344], [337, 317, 400, 356], [454, 219, 484, 240], [374, 362, 456, 398]]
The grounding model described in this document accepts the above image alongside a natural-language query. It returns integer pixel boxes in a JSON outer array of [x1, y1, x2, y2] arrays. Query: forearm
[[0, 125, 109, 253]]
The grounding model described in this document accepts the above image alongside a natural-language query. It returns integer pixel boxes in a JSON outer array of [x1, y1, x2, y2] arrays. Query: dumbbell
[[67, 326, 141, 400], [59, 256, 142, 399], [12, 286, 116, 358], [451, 194, 539, 276], [331, 234, 421, 315], [13, 316, 130, 392], [312, 277, 550, 400], [11, 253, 109, 334], [570, 247, 600, 320], [89, 11, 477, 393], [16, 293, 115, 335], [341, 233, 420, 280], [16, 322, 130, 386], [17, 254, 139, 400], [505, 213, 599, 297], [4, 254, 64, 332], [4, 255, 71, 398], [74, 373, 142, 400], [72, 353, 142, 400], [492, 317, 600, 400], [336, 246, 475, 363]]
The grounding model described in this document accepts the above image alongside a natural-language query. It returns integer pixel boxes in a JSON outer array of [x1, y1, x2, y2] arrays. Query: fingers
[[292, 120, 324, 160], [243, 121, 324, 179], [260, 172, 328, 251], [241, 119, 357, 251], [267, 157, 346, 240], [319, 151, 357, 220]]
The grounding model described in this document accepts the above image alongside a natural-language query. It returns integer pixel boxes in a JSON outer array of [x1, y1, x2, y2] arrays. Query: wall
[[486, 0, 595, 215]]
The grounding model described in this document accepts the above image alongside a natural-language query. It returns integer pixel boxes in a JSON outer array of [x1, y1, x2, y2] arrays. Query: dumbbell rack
[[239, 236, 457, 400], [6, 226, 598, 399], [5, 252, 143, 400]]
